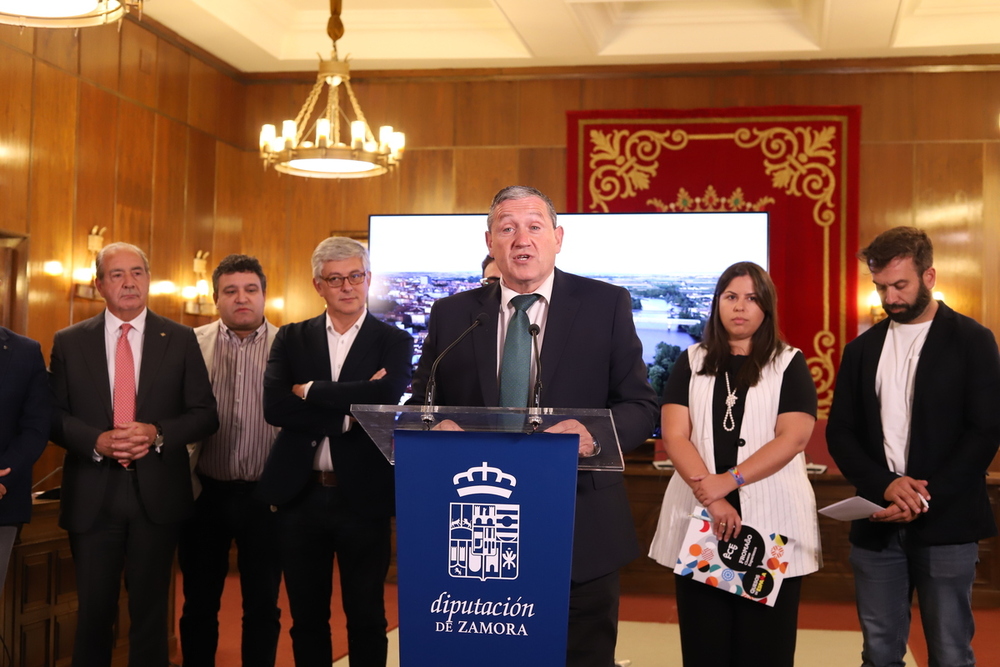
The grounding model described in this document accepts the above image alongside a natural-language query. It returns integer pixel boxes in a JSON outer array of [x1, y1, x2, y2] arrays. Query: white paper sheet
[[818, 496, 885, 521]]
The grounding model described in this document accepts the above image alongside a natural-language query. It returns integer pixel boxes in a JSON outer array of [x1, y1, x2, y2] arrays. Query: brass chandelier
[[258, 1, 404, 179], [0, 0, 140, 28]]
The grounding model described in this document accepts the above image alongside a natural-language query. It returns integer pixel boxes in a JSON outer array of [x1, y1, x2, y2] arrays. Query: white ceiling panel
[[139, 0, 1000, 72]]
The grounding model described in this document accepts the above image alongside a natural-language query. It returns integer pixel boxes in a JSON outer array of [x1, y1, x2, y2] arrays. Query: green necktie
[[499, 293, 540, 407]]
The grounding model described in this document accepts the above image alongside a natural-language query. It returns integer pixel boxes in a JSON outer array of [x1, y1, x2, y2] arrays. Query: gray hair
[[95, 242, 150, 280], [311, 236, 370, 279], [486, 185, 557, 231]]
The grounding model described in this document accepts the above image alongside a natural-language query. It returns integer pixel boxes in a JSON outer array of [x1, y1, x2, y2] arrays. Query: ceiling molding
[[139, 0, 1000, 75]]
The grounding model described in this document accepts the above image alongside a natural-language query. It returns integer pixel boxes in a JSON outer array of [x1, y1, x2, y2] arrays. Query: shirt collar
[[326, 308, 367, 335], [105, 307, 148, 335], [219, 318, 268, 342], [500, 270, 554, 309]]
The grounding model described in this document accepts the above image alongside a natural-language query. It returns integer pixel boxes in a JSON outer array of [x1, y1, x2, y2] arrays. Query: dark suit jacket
[[408, 269, 659, 582], [49, 310, 219, 533], [827, 302, 1000, 549], [257, 312, 413, 518], [0, 327, 51, 525]]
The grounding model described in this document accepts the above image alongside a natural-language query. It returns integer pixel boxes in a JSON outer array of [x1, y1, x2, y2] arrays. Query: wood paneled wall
[[4, 17, 1000, 483]]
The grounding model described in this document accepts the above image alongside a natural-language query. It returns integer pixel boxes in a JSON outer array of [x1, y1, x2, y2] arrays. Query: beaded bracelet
[[727, 466, 746, 486]]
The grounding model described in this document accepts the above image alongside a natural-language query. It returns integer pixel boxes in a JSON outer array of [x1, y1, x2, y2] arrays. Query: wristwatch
[[152, 423, 165, 452]]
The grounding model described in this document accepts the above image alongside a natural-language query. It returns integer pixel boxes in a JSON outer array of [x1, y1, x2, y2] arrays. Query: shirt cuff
[[301, 381, 314, 399]]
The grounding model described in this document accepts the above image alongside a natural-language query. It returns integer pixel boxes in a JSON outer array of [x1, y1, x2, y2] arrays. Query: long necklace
[[723, 372, 738, 432]]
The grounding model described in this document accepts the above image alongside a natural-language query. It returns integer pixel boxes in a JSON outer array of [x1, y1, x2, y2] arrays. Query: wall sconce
[[150, 281, 178, 295], [43, 261, 65, 276], [72, 226, 106, 300], [933, 290, 944, 302], [868, 290, 887, 325], [183, 250, 215, 316]]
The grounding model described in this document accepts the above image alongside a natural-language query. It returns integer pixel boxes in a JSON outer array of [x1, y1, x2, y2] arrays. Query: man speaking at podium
[[409, 185, 658, 667]]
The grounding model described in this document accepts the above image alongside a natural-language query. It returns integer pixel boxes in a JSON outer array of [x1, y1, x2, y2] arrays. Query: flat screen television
[[367, 211, 769, 397]]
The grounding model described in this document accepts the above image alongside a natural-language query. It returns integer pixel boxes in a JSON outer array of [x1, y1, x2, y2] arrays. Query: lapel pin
[[160, 332, 166, 337]]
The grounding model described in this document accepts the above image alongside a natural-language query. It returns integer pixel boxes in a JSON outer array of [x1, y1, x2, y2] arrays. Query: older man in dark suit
[[408, 185, 659, 667], [258, 236, 412, 667], [0, 325, 51, 594], [50, 242, 218, 667]]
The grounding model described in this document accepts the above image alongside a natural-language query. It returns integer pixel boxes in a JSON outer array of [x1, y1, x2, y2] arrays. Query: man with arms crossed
[[179, 254, 281, 667], [258, 237, 412, 667], [408, 186, 658, 667], [50, 242, 218, 667], [827, 226, 1000, 667]]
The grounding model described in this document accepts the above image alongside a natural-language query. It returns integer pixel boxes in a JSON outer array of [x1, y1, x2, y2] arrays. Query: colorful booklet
[[673, 506, 794, 607]]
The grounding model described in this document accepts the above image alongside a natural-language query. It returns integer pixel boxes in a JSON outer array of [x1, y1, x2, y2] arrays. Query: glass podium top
[[351, 404, 625, 471]]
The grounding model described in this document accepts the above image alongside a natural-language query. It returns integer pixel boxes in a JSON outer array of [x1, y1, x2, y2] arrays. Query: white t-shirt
[[875, 319, 932, 474]]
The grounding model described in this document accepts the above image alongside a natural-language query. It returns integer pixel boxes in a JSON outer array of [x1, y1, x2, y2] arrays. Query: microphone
[[422, 313, 487, 423], [528, 323, 543, 429]]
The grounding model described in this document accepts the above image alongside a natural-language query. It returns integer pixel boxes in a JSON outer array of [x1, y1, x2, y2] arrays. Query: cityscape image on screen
[[367, 211, 769, 397]]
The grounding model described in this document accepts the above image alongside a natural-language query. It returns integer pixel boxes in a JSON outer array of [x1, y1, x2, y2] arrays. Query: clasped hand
[[871, 475, 930, 523], [96, 422, 157, 462], [689, 472, 738, 508]]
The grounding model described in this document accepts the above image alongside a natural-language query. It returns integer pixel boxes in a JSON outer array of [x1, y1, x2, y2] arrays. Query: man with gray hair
[[409, 186, 658, 667], [50, 241, 218, 667], [258, 236, 413, 667]]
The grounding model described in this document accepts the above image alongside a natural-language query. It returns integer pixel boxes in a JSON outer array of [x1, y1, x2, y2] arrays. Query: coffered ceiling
[[142, 0, 1000, 73]]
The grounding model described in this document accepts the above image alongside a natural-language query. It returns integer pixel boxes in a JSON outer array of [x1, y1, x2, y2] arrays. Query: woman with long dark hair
[[648, 261, 820, 666]]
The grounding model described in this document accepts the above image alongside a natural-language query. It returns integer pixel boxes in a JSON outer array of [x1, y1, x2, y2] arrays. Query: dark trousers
[[277, 482, 391, 667], [178, 476, 282, 667], [68, 467, 179, 667], [566, 570, 621, 667], [675, 573, 803, 667]]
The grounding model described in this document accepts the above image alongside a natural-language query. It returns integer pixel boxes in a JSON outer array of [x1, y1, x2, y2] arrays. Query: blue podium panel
[[394, 430, 579, 667]]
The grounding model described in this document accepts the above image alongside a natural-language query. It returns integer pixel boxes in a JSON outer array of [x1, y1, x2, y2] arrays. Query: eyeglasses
[[319, 271, 368, 288], [481, 276, 500, 287]]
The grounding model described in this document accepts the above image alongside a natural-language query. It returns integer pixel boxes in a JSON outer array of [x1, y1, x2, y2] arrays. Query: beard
[[884, 282, 933, 324]]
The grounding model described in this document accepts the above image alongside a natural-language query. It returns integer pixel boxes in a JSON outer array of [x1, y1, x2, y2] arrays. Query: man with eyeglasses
[[258, 236, 413, 667]]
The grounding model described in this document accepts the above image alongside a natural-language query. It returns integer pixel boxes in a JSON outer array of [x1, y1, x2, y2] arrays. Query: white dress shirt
[[308, 309, 366, 471], [104, 307, 147, 402]]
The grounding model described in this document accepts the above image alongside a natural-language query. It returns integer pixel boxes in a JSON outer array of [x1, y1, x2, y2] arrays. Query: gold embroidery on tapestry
[[583, 122, 843, 415], [647, 186, 775, 213], [587, 128, 688, 213]]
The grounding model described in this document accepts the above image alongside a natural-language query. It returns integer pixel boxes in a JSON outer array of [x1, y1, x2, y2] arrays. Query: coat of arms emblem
[[448, 462, 520, 581]]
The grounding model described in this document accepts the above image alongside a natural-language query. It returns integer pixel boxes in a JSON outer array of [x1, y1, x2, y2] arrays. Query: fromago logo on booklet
[[449, 462, 520, 582]]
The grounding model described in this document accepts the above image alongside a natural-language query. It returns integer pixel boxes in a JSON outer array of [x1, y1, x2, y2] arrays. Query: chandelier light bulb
[[281, 120, 297, 148], [350, 121, 366, 150], [259, 124, 276, 151], [316, 118, 331, 147]]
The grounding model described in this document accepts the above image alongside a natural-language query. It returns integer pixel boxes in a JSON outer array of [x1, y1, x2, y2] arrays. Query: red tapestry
[[567, 106, 860, 416]]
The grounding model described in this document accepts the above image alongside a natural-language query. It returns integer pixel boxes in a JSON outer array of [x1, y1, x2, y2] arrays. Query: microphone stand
[[422, 315, 485, 426], [528, 324, 543, 431]]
